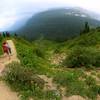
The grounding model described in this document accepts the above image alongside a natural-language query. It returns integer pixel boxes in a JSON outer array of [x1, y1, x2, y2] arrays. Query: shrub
[[4, 62, 45, 91], [93, 52, 100, 67], [85, 76, 96, 86], [96, 27, 100, 32], [53, 70, 100, 99], [63, 47, 91, 68], [33, 48, 45, 58], [3, 62, 48, 100], [77, 36, 97, 46], [53, 71, 86, 97], [44, 90, 61, 100], [63, 47, 100, 68], [53, 70, 85, 87]]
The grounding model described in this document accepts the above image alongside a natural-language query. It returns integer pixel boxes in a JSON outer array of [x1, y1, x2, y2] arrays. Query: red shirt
[[2, 44, 9, 53]]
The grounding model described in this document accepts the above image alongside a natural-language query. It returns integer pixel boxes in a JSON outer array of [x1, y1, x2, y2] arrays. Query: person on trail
[[6, 42, 12, 54], [2, 41, 11, 59]]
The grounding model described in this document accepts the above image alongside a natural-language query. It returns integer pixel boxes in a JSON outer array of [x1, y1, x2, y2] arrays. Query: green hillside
[[1, 28, 100, 100], [15, 28, 100, 70]]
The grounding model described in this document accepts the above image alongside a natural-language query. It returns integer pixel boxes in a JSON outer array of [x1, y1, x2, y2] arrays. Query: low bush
[[77, 35, 97, 46], [4, 62, 46, 99], [33, 48, 45, 58], [53, 70, 100, 100], [85, 76, 100, 99], [4, 62, 61, 100], [4, 62, 45, 90], [63, 47, 100, 68]]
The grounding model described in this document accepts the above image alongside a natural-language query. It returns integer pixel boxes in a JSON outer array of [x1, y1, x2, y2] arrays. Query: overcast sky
[[0, 0, 100, 31]]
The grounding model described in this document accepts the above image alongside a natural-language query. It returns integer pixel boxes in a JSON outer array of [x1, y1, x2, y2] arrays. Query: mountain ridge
[[17, 8, 100, 41]]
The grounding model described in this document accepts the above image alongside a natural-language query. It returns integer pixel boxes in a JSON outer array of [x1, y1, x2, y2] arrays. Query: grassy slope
[[14, 38, 57, 75], [4, 30, 100, 100], [64, 30, 100, 68]]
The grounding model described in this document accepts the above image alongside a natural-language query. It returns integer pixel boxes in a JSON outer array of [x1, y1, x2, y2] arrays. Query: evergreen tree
[[3, 32, 6, 37], [14, 33, 18, 37], [84, 22, 90, 33], [80, 22, 90, 35]]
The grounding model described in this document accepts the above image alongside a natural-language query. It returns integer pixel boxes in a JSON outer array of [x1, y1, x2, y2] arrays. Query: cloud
[[0, 0, 100, 31]]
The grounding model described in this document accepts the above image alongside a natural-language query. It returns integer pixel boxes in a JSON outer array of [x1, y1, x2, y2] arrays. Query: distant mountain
[[18, 8, 100, 41]]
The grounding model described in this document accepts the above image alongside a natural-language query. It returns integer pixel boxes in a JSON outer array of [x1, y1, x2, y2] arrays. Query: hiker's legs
[[9, 48, 12, 54]]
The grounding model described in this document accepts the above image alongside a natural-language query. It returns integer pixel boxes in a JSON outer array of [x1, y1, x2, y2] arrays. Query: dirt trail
[[0, 40, 20, 100], [0, 81, 19, 100], [38, 75, 57, 91]]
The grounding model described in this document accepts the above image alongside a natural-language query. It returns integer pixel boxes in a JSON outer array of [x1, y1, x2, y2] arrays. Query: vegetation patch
[[4, 62, 61, 100], [53, 69, 100, 100], [63, 46, 100, 68]]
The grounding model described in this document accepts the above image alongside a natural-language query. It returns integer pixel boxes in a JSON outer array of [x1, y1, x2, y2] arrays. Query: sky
[[0, 0, 100, 31]]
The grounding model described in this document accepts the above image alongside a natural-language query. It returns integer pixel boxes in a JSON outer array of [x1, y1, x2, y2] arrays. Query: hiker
[[2, 41, 11, 59], [6, 32, 10, 37], [6, 42, 12, 54]]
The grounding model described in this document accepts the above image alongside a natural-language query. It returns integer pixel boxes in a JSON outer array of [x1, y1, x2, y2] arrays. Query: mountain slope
[[18, 8, 100, 41], [14, 28, 100, 100]]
